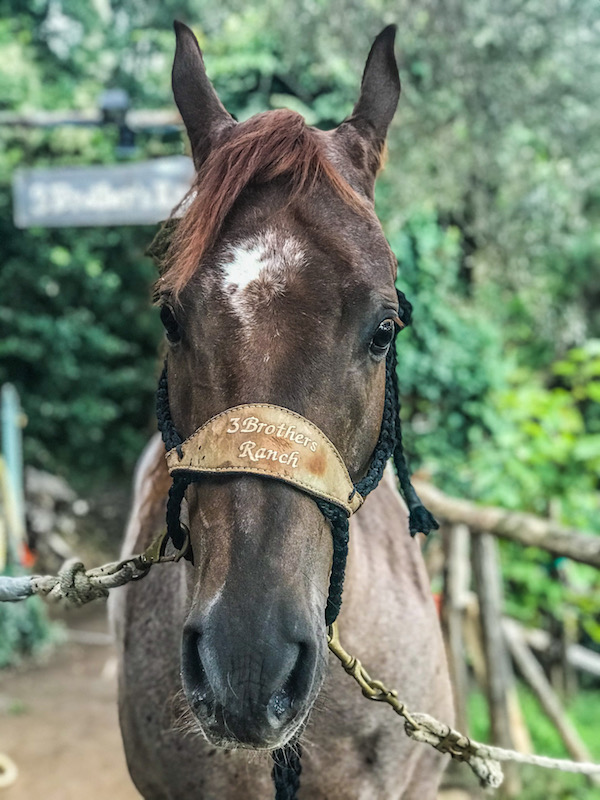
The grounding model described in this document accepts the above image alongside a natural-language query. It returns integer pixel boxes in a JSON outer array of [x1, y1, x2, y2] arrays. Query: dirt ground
[[0, 604, 139, 800], [0, 605, 472, 800]]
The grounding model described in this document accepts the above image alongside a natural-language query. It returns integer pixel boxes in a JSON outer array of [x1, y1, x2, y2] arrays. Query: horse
[[109, 21, 453, 799]]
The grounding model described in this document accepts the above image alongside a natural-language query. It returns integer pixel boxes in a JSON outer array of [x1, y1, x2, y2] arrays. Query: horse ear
[[348, 25, 401, 145], [172, 21, 235, 170]]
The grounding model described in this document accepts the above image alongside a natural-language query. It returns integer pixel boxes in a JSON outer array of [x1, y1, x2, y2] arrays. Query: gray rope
[[0, 575, 33, 602], [403, 711, 600, 785], [0, 557, 151, 606], [4, 554, 600, 785]]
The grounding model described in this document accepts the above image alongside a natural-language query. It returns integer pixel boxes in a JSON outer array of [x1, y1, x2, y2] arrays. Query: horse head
[[160, 21, 401, 751]]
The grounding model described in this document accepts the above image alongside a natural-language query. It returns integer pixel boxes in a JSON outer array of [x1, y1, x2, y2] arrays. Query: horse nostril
[[267, 686, 293, 726], [266, 643, 308, 729], [192, 682, 209, 706], [183, 632, 214, 714]]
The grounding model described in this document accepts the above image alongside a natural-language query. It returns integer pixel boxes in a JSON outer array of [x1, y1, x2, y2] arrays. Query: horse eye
[[160, 305, 181, 344], [370, 319, 395, 357]]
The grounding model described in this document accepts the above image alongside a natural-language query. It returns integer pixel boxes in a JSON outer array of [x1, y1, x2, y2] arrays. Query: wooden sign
[[13, 156, 194, 228]]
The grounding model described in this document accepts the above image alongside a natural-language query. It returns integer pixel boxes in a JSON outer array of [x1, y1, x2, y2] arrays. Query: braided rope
[[5, 557, 600, 787], [315, 500, 350, 626], [353, 349, 397, 498], [157, 363, 194, 561], [328, 622, 600, 789], [388, 341, 439, 537], [271, 744, 302, 799], [166, 475, 192, 555], [352, 290, 438, 538], [156, 361, 183, 454]]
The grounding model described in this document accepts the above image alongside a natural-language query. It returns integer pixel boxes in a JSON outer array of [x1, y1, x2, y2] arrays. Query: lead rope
[[155, 289, 438, 800]]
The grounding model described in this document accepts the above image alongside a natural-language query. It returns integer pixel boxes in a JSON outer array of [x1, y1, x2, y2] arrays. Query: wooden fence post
[[503, 619, 600, 786], [442, 523, 471, 733], [472, 532, 521, 797]]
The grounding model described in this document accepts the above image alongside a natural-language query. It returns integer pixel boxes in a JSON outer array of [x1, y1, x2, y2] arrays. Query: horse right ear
[[347, 25, 401, 146], [172, 21, 236, 170]]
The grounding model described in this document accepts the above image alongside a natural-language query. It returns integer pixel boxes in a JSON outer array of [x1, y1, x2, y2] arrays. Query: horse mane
[[159, 109, 365, 297]]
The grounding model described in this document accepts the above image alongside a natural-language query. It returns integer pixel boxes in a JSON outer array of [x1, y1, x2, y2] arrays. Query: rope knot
[[32, 560, 110, 606], [404, 713, 504, 789], [58, 560, 110, 606]]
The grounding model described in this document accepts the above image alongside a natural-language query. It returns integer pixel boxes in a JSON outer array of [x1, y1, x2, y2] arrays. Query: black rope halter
[[154, 288, 438, 799]]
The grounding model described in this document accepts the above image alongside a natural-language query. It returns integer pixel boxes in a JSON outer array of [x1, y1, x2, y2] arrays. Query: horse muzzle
[[181, 601, 323, 749]]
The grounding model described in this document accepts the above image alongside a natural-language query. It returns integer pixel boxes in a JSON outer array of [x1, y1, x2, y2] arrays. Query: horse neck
[[344, 466, 432, 618]]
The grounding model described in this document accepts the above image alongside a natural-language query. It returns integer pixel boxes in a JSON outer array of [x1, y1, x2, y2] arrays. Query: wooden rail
[[426, 480, 600, 795], [413, 479, 600, 568], [0, 109, 182, 129]]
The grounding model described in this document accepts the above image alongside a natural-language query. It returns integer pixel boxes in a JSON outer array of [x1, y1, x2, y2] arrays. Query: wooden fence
[[414, 479, 600, 796]]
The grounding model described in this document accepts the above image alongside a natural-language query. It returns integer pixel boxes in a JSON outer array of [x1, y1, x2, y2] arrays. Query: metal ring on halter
[[138, 524, 191, 569]]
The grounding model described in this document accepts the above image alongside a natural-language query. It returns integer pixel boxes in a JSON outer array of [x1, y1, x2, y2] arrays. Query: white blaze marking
[[222, 241, 266, 292], [220, 231, 305, 311]]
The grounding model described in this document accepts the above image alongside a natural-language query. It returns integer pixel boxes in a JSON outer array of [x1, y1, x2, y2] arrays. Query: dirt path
[[0, 604, 139, 800]]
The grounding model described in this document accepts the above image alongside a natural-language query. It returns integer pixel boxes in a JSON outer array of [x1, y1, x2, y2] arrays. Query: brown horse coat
[[110, 21, 453, 799], [111, 440, 452, 798]]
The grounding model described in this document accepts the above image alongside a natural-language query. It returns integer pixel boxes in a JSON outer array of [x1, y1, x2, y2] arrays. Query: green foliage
[[388, 209, 504, 489], [0, 3, 598, 796], [454, 342, 600, 639], [0, 10, 170, 480], [469, 686, 600, 800], [0, 202, 163, 480], [468, 342, 600, 528], [0, 594, 57, 668]]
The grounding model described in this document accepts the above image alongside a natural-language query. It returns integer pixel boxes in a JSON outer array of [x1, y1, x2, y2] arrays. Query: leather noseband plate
[[165, 404, 363, 516]]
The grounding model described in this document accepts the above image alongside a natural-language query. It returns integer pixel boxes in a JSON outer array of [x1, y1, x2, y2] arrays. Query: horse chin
[[189, 705, 312, 752], [180, 661, 324, 752]]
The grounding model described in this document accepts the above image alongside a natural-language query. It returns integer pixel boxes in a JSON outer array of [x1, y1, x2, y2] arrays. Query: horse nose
[[181, 621, 315, 746], [263, 642, 310, 729]]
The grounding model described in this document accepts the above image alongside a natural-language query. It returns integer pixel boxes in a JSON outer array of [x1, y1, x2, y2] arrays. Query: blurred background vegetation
[[0, 0, 598, 796]]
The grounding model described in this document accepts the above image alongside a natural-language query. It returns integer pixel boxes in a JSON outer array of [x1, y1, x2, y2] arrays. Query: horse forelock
[[159, 109, 367, 298]]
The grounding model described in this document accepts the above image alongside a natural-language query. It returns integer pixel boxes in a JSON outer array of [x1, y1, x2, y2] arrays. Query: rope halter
[[155, 289, 438, 627]]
